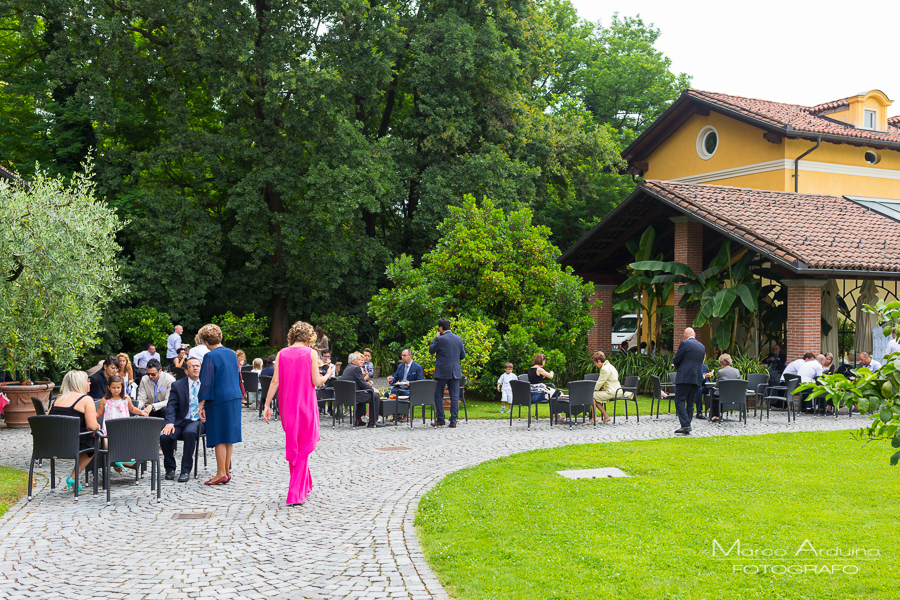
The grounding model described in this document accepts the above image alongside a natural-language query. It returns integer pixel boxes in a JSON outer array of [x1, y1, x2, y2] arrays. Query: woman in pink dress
[[263, 321, 334, 505]]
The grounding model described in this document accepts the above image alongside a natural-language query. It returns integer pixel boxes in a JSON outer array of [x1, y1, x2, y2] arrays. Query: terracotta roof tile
[[685, 89, 900, 145], [641, 180, 900, 273]]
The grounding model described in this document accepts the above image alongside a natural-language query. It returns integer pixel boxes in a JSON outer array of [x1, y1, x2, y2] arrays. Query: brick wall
[[588, 285, 615, 352], [785, 280, 825, 360], [673, 219, 704, 352]]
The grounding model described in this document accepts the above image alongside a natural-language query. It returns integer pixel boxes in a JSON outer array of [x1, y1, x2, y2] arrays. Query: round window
[[696, 125, 719, 160], [865, 150, 880, 165]]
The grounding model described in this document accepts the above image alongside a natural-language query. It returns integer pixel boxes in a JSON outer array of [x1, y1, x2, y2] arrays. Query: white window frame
[[863, 109, 877, 130], [696, 125, 719, 160]]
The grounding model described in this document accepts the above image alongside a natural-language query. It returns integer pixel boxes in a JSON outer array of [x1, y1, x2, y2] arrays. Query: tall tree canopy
[[0, 0, 687, 345]]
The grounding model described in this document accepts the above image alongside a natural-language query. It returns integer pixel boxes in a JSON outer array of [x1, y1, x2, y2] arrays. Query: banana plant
[[630, 241, 769, 354], [614, 227, 674, 351]]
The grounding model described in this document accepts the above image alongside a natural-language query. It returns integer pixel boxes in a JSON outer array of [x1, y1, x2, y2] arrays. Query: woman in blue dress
[[197, 324, 243, 485]]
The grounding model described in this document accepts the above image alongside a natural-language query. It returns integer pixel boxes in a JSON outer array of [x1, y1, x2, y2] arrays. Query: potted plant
[[0, 164, 125, 427]]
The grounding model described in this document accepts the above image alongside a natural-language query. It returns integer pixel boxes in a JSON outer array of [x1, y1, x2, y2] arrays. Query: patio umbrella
[[854, 280, 879, 358], [821, 279, 839, 358]]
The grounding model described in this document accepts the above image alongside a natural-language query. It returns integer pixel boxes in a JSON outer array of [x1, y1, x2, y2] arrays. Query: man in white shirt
[[189, 342, 210, 363], [133, 344, 161, 369], [886, 330, 900, 358], [859, 352, 882, 371], [797, 354, 825, 383], [166, 325, 185, 362], [780, 353, 813, 381]]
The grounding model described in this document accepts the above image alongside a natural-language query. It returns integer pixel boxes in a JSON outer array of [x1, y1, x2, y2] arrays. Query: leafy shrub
[[411, 316, 495, 396], [311, 312, 360, 361], [213, 311, 269, 348], [238, 346, 282, 363], [117, 306, 173, 351]]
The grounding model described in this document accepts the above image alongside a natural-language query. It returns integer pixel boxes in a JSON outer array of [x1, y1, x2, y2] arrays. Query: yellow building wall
[[642, 112, 784, 182], [642, 109, 900, 199]]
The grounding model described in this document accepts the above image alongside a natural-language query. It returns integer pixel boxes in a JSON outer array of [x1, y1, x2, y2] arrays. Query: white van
[[611, 314, 639, 349]]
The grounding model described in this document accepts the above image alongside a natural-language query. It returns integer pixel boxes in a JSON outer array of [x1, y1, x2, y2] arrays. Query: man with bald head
[[671, 328, 706, 435]]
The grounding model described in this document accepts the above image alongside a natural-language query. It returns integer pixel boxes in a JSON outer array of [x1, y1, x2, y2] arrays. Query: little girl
[[97, 375, 148, 471], [496, 363, 517, 413]]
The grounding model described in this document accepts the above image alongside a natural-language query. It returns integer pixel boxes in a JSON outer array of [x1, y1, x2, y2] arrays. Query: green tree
[[370, 195, 595, 395], [0, 164, 125, 376], [117, 306, 173, 352], [213, 312, 269, 349]]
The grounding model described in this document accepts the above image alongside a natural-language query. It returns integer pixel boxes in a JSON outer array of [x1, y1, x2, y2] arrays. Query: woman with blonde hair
[[116, 352, 136, 398], [197, 324, 244, 486], [48, 370, 100, 492], [264, 321, 333, 505]]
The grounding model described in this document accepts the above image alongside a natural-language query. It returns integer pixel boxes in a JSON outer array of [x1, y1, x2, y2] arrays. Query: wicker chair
[[97, 417, 165, 503], [27, 415, 98, 499]]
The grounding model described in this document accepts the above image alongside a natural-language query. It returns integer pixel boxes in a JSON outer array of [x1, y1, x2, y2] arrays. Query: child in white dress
[[496, 363, 517, 414]]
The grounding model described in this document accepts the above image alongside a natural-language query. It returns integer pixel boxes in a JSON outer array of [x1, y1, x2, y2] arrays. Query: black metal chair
[[612, 376, 640, 424], [745, 373, 769, 417], [554, 380, 595, 428], [193, 422, 208, 479], [761, 378, 797, 423], [405, 380, 437, 427], [27, 415, 98, 499], [242, 371, 259, 409], [717, 379, 748, 426], [458, 376, 469, 423], [97, 417, 164, 503], [583, 373, 600, 382], [509, 379, 536, 428], [258, 375, 276, 419], [331, 380, 371, 428], [31, 396, 47, 415], [648, 375, 672, 418]]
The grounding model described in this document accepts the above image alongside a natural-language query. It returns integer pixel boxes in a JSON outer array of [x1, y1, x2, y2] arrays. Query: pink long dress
[[276, 345, 321, 504]]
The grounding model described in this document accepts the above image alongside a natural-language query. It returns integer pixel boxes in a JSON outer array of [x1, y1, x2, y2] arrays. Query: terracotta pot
[[2, 382, 54, 429], [443, 389, 451, 410]]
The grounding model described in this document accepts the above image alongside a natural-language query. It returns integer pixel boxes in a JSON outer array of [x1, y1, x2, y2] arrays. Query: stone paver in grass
[[0, 406, 861, 599]]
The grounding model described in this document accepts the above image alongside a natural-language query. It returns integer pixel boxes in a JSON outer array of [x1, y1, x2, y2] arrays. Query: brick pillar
[[783, 279, 826, 360], [588, 285, 616, 353], [672, 217, 704, 353]]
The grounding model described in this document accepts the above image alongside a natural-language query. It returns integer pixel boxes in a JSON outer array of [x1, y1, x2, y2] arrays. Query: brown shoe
[[430, 421, 445, 427], [448, 422, 457, 428]]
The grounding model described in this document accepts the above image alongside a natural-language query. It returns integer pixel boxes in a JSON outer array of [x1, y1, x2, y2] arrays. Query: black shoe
[[177, 472, 190, 483], [674, 428, 692, 435], [164, 470, 176, 481], [695, 414, 706, 420], [354, 420, 367, 427], [367, 422, 386, 428]]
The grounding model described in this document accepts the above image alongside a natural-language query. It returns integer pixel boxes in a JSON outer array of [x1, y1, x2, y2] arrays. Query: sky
[[569, 0, 900, 115]]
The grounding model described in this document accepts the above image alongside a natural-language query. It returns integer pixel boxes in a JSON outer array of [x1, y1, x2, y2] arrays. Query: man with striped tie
[[160, 357, 203, 482]]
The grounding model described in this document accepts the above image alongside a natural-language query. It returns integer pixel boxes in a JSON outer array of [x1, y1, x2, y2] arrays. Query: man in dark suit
[[429, 318, 466, 428], [88, 356, 119, 400], [387, 348, 425, 397], [764, 344, 786, 373], [160, 357, 203, 482], [671, 327, 706, 435], [338, 352, 384, 428]]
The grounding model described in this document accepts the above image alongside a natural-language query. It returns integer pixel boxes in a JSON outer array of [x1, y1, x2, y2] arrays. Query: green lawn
[[415, 430, 897, 600], [0, 466, 27, 518], [462, 395, 662, 420]]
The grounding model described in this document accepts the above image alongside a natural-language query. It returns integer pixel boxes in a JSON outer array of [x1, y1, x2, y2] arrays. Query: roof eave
[[558, 186, 647, 264]]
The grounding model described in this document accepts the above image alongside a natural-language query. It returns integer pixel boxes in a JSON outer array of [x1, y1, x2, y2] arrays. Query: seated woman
[[528, 354, 561, 414], [48, 370, 101, 492], [171, 347, 188, 370], [236, 350, 247, 370], [116, 352, 136, 398], [590, 351, 623, 425], [709, 353, 741, 423], [251, 358, 263, 374]]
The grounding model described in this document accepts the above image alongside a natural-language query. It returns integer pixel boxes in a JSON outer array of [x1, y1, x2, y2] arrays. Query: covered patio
[[561, 180, 900, 361]]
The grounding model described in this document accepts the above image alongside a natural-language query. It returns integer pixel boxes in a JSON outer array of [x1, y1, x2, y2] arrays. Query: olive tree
[[0, 165, 125, 377]]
